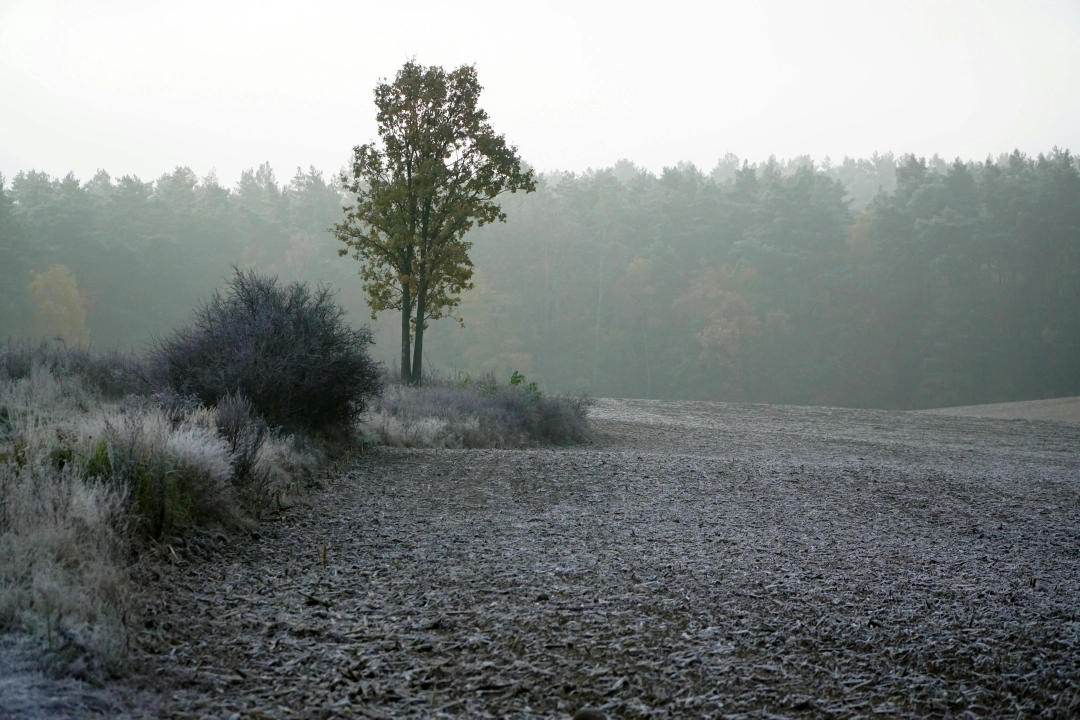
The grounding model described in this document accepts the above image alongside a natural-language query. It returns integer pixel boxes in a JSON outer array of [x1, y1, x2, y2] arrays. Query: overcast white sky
[[2, 0, 1078, 185]]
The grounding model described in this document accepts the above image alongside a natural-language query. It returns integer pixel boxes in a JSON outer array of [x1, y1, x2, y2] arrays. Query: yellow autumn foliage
[[27, 264, 91, 347]]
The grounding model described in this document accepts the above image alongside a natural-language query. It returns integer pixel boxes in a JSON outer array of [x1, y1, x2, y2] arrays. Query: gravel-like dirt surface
[[920, 396, 1080, 424], [0, 634, 143, 720], [9, 399, 1080, 718]]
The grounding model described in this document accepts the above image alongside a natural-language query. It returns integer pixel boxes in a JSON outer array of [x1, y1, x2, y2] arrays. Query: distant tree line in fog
[[2, 149, 1078, 409], [0, 164, 349, 350]]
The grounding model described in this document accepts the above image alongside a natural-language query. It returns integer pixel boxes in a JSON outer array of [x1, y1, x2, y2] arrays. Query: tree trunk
[[399, 278, 411, 383], [411, 274, 428, 384], [641, 313, 651, 400], [591, 251, 605, 388]]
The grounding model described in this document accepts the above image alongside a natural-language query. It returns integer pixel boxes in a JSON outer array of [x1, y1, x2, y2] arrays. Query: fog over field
[[4, 1, 1080, 409], [3, 3, 1080, 718]]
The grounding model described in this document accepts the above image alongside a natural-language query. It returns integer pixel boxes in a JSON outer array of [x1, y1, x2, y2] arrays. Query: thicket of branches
[[3, 149, 1078, 409], [148, 268, 381, 434]]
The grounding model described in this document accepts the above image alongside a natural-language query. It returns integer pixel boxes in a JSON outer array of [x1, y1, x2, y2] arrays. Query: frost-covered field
[[7, 398, 1080, 719], [920, 395, 1080, 424]]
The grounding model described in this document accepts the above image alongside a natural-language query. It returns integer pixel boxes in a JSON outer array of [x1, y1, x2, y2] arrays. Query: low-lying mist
[[3, 149, 1078, 410]]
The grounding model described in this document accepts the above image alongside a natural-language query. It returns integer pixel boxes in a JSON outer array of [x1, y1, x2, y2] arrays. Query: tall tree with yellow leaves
[[335, 61, 535, 383]]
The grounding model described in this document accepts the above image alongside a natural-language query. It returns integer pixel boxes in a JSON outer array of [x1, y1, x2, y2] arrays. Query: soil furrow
[[8, 398, 1080, 718]]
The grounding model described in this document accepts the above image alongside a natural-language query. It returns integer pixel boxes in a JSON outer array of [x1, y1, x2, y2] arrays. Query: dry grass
[[0, 366, 131, 678], [359, 372, 591, 449], [1, 338, 143, 398], [0, 362, 327, 680]]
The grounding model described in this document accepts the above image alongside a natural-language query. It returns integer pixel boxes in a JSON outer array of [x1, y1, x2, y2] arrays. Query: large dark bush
[[149, 269, 380, 433]]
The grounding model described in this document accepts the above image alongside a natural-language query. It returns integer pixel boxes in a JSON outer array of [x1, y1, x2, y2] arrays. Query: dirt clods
[[12, 398, 1080, 718]]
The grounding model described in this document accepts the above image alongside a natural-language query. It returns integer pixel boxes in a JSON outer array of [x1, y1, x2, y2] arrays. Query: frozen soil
[[920, 396, 1080, 424], [11, 398, 1080, 718]]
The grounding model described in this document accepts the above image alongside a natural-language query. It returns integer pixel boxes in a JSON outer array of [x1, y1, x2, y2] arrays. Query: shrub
[[212, 391, 309, 518], [249, 432, 321, 511], [1, 338, 143, 398], [148, 268, 381, 434], [360, 370, 592, 448], [214, 391, 268, 487], [75, 407, 238, 539]]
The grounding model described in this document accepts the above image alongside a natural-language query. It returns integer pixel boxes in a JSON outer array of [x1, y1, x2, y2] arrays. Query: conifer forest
[[4, 150, 1077, 410]]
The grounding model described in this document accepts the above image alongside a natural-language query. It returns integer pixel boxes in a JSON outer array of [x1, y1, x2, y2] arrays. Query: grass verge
[[0, 355, 326, 679], [1, 270, 381, 680], [359, 371, 592, 448]]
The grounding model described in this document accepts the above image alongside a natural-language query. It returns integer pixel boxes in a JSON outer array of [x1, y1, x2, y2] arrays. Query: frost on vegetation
[[248, 432, 321, 514], [0, 283, 362, 681], [147, 268, 381, 435], [0, 364, 324, 677], [359, 373, 591, 449], [0, 462, 129, 678], [72, 404, 239, 537], [1, 338, 144, 399], [0, 367, 130, 678]]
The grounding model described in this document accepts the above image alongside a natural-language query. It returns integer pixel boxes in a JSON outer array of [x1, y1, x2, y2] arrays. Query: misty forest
[[3, 43, 1080, 718], [3, 148, 1078, 410]]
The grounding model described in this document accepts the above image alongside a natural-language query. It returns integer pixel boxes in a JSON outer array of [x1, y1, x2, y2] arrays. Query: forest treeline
[[2, 149, 1078, 409]]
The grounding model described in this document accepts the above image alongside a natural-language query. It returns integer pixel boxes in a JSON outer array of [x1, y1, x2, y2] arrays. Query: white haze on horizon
[[1, 0, 1078, 186]]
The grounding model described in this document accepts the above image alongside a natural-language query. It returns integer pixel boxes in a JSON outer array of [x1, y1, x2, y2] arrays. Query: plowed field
[[6, 399, 1080, 719]]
